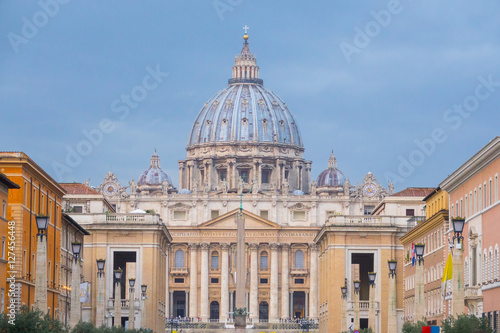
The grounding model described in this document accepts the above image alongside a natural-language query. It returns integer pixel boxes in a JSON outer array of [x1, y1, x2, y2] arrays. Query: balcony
[[69, 213, 162, 225], [326, 215, 410, 227], [290, 268, 308, 276], [464, 286, 483, 308], [107, 298, 140, 309], [171, 267, 189, 276], [347, 300, 380, 315]]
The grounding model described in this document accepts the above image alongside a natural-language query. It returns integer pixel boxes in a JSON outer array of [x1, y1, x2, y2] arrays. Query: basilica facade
[[69, 33, 429, 332]]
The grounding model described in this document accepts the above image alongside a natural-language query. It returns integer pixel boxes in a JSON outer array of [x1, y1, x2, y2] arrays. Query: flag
[[80, 282, 90, 303], [411, 243, 416, 267], [441, 252, 453, 297]]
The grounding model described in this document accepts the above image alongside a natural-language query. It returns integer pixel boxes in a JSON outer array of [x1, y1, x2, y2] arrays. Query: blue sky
[[1, 0, 499, 191]]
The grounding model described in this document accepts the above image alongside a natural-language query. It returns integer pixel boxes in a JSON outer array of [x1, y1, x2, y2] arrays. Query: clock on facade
[[104, 182, 117, 196], [363, 183, 377, 197]]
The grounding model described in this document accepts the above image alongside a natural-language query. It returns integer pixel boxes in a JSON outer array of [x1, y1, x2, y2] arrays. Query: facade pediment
[[199, 209, 281, 230]]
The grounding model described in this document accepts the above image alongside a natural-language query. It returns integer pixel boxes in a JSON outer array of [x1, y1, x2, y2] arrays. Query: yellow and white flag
[[441, 252, 453, 297]]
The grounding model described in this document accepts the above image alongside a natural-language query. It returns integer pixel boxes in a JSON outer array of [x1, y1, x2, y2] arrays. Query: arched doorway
[[259, 301, 269, 322], [210, 301, 219, 321]]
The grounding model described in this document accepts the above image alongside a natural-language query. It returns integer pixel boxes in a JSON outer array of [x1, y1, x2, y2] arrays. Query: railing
[[465, 286, 483, 298], [69, 213, 162, 225], [407, 216, 426, 229], [327, 215, 410, 226], [259, 319, 269, 323], [210, 268, 220, 273], [259, 268, 270, 273], [347, 300, 379, 311], [208, 318, 219, 322], [170, 267, 189, 275], [290, 268, 309, 275]]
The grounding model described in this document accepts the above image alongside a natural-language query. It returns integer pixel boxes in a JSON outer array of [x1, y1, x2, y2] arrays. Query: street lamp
[[341, 285, 347, 299], [35, 215, 50, 240], [353, 280, 360, 294], [71, 242, 82, 262], [113, 268, 122, 327], [96, 259, 105, 278], [452, 217, 465, 246], [415, 244, 425, 265], [368, 272, 376, 287], [114, 268, 123, 284], [141, 284, 147, 298], [388, 260, 397, 278]]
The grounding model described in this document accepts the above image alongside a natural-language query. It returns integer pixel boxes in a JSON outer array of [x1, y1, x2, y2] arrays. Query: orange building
[[400, 187, 449, 325], [0, 172, 20, 314], [0, 152, 65, 318], [440, 136, 500, 330]]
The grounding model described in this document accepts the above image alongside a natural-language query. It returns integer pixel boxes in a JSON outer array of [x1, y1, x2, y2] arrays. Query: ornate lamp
[[341, 285, 347, 299], [71, 242, 82, 262], [452, 217, 465, 246], [388, 260, 397, 278], [129, 278, 136, 288], [114, 268, 122, 284], [141, 284, 147, 299], [415, 244, 425, 265], [368, 272, 376, 287], [96, 259, 105, 278], [353, 280, 361, 294], [35, 215, 50, 240]]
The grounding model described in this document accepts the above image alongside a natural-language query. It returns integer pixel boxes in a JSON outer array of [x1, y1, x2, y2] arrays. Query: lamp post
[[96, 259, 106, 327], [128, 278, 136, 329], [387, 260, 397, 333], [340, 285, 347, 332], [141, 284, 147, 329], [353, 280, 360, 331], [69, 242, 82, 327], [452, 217, 465, 316], [34, 215, 49, 313], [414, 244, 425, 322], [114, 268, 122, 327], [368, 272, 376, 332]]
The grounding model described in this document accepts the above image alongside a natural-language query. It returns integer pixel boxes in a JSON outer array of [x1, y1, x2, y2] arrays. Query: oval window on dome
[[241, 99, 249, 108], [206, 120, 212, 125], [279, 120, 284, 126], [262, 119, 268, 124], [222, 118, 228, 125], [242, 118, 248, 124]]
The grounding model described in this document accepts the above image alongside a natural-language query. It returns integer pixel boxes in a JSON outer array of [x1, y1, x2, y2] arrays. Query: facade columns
[[270, 243, 279, 323], [169, 291, 174, 317], [249, 243, 259, 320], [452, 239, 465, 316], [289, 292, 294, 319], [200, 243, 210, 321], [309, 244, 319, 319], [185, 291, 189, 318], [34, 234, 47, 313], [114, 281, 121, 327], [220, 243, 230, 321], [96, 272, 105, 327], [369, 284, 376, 332], [189, 243, 198, 318], [165, 246, 170, 320], [281, 244, 290, 320]]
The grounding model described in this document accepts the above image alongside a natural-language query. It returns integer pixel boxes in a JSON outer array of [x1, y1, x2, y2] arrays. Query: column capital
[[248, 243, 259, 251], [309, 243, 319, 251], [188, 243, 199, 250], [281, 243, 290, 250], [200, 242, 210, 251], [270, 243, 280, 250], [220, 243, 231, 251]]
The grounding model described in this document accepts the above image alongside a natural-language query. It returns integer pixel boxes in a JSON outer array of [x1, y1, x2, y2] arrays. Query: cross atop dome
[[229, 26, 262, 85], [243, 25, 249, 34]]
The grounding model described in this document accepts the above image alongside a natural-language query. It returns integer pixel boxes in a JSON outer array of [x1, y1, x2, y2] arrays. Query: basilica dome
[[137, 151, 172, 186], [317, 152, 347, 187], [187, 35, 302, 148]]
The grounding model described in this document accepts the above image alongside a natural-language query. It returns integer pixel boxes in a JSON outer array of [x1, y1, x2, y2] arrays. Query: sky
[[1, 0, 499, 192]]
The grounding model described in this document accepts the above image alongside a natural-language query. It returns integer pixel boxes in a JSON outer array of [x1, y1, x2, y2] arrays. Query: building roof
[[391, 187, 435, 197], [62, 213, 91, 235], [0, 172, 20, 189], [60, 183, 100, 195]]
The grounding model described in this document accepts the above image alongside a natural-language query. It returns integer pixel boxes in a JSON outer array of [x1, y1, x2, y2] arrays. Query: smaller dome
[[317, 151, 347, 187], [179, 188, 191, 194], [137, 151, 172, 186], [292, 190, 304, 195]]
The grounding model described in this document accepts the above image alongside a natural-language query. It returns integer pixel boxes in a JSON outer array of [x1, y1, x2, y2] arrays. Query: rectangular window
[[218, 170, 227, 182], [1, 237, 5, 259], [293, 211, 306, 221], [211, 278, 219, 284], [260, 210, 269, 219], [2, 200, 6, 218], [260, 278, 268, 284], [173, 210, 187, 220], [239, 170, 249, 183], [364, 205, 375, 215], [73, 206, 83, 213], [261, 170, 271, 184], [406, 209, 415, 216], [211, 254, 219, 269], [174, 278, 184, 284], [295, 278, 304, 284], [211, 210, 220, 219], [0, 288, 4, 314]]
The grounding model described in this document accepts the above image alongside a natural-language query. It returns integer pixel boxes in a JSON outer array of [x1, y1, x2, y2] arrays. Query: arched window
[[495, 247, 499, 281], [260, 251, 268, 269], [211, 251, 219, 269], [489, 249, 493, 282], [175, 250, 185, 268], [464, 258, 469, 286], [483, 251, 487, 283], [295, 250, 304, 269]]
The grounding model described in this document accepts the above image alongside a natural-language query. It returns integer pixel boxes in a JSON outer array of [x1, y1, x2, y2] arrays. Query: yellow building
[[0, 152, 65, 318], [400, 187, 449, 324], [0, 172, 20, 314]]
